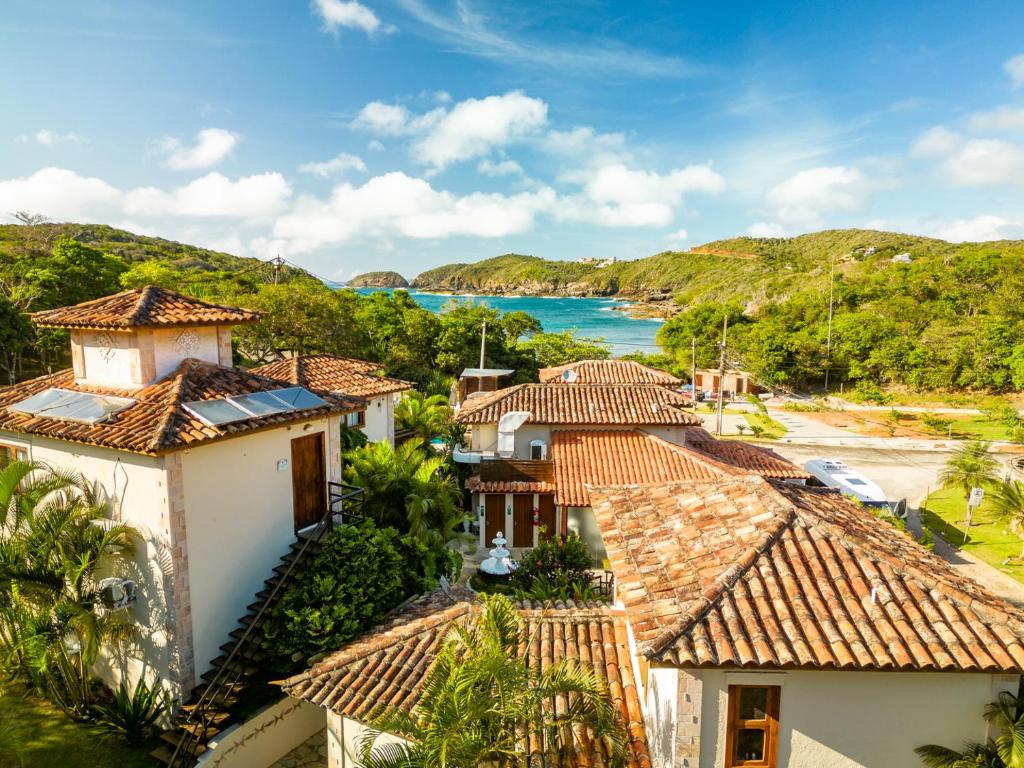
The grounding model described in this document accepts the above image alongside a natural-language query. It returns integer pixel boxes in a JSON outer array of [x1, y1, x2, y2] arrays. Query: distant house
[[0, 287, 364, 709], [590, 476, 1024, 768], [540, 358, 681, 386], [693, 367, 760, 396], [892, 252, 913, 263], [454, 366, 515, 405], [254, 355, 411, 445]]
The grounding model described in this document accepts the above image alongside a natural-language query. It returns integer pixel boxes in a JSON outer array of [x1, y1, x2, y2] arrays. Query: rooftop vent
[[10, 388, 135, 425], [561, 369, 578, 383], [183, 387, 329, 427]]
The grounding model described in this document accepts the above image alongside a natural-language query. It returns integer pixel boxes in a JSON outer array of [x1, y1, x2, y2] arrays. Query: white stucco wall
[[180, 416, 342, 676], [696, 668, 1019, 768], [645, 666, 680, 768], [77, 329, 138, 388], [197, 697, 324, 768], [470, 423, 693, 457], [327, 712, 410, 768], [361, 394, 394, 444], [0, 432, 178, 697], [151, 326, 221, 380]]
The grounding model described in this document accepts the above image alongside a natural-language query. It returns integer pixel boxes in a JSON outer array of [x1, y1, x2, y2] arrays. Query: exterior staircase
[[151, 482, 363, 767]]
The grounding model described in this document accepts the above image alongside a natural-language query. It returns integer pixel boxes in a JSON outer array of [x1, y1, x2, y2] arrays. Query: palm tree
[[395, 392, 452, 442], [0, 459, 138, 715], [343, 438, 463, 545], [991, 480, 1024, 560], [359, 593, 628, 768], [939, 440, 1000, 501], [915, 691, 1024, 767]]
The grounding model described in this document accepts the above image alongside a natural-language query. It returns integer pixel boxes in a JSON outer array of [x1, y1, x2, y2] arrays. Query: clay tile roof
[[30, 286, 262, 329], [540, 359, 681, 386], [684, 427, 809, 480], [253, 355, 412, 398], [589, 477, 1024, 673], [0, 360, 364, 455], [465, 477, 557, 494], [455, 384, 702, 426], [282, 589, 651, 768], [551, 429, 742, 508]]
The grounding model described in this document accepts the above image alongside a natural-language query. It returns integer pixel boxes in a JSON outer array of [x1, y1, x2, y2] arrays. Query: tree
[[433, 302, 539, 382], [11, 211, 49, 226], [517, 330, 610, 367], [359, 593, 627, 768], [991, 480, 1024, 559], [394, 392, 452, 442], [0, 295, 31, 384], [342, 439, 463, 548], [915, 691, 1024, 767], [0, 460, 138, 715], [939, 441, 1000, 501]]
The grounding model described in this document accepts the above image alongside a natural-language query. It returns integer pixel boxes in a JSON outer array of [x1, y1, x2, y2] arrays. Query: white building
[[0, 286, 365, 706], [254, 355, 411, 445]]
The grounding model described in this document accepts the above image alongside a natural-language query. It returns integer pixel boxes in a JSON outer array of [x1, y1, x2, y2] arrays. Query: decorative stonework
[[163, 452, 196, 696], [175, 329, 200, 356], [674, 669, 703, 767], [96, 331, 116, 361]]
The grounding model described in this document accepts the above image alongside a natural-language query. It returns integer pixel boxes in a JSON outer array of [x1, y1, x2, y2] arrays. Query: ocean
[[352, 289, 662, 356]]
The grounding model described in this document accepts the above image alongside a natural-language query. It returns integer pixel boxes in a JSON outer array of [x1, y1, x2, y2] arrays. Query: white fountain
[[479, 531, 516, 576]]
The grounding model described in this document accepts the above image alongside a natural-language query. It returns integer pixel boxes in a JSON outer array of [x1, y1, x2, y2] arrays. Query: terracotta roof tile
[[551, 429, 740, 507], [253, 355, 412, 398], [589, 477, 1024, 672], [685, 427, 809, 479], [282, 589, 650, 768], [456, 384, 701, 426], [540, 359, 681, 386], [0, 360, 363, 455], [465, 477, 557, 494], [31, 286, 262, 329]]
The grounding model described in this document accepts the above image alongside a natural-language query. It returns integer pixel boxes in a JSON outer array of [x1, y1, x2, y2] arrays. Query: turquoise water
[[353, 289, 662, 356]]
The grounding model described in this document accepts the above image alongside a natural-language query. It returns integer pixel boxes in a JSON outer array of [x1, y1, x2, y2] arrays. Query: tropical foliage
[[991, 480, 1024, 559], [260, 521, 460, 663], [395, 392, 453, 441], [516, 330, 610, 367], [0, 460, 138, 716], [915, 691, 1024, 767], [510, 534, 596, 601], [938, 441, 1000, 500], [92, 678, 170, 747], [359, 593, 627, 768]]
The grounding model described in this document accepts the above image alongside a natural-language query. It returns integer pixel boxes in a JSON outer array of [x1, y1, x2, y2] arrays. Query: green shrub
[[262, 522, 411, 663], [920, 412, 954, 434], [852, 381, 892, 405], [511, 535, 594, 600], [397, 535, 463, 596], [92, 678, 170, 747]]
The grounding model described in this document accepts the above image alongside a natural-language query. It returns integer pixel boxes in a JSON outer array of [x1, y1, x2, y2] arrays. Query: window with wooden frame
[[724, 685, 780, 768], [0, 443, 28, 465], [345, 410, 365, 428]]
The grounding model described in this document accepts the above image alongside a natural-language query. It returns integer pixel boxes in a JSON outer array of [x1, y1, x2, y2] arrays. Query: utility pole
[[715, 316, 728, 436], [691, 337, 697, 412], [479, 319, 487, 369], [271, 255, 283, 285], [824, 253, 835, 394]]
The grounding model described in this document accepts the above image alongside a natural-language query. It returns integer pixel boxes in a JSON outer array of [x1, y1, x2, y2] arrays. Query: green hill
[[411, 229, 1024, 308], [348, 270, 409, 288]]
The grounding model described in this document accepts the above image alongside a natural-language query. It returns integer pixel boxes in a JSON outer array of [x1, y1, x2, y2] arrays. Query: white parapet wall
[[196, 697, 324, 768]]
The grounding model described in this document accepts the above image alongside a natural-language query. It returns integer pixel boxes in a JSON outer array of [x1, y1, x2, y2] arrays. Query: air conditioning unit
[[96, 578, 137, 614]]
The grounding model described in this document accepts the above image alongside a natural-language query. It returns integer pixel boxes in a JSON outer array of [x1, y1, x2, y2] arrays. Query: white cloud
[[746, 222, 788, 237], [160, 128, 238, 170], [298, 152, 367, 178], [542, 127, 627, 157], [124, 172, 292, 218], [665, 228, 688, 245], [477, 158, 524, 177], [352, 91, 548, 170], [910, 126, 962, 158], [367, 139, 386, 152], [22, 129, 85, 146], [968, 106, 1024, 133], [558, 162, 725, 227], [944, 138, 1024, 186], [271, 171, 555, 253], [934, 214, 1024, 242], [765, 166, 871, 226], [0, 167, 119, 222], [312, 0, 391, 36], [1005, 54, 1024, 89]]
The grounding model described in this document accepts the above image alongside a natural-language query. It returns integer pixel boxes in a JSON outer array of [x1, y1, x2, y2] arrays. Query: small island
[[348, 270, 409, 288]]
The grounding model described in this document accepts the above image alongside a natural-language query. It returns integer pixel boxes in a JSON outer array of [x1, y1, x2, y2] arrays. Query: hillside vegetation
[[348, 270, 409, 288]]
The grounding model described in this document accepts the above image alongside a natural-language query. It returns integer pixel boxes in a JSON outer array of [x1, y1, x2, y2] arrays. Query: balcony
[[479, 457, 554, 484]]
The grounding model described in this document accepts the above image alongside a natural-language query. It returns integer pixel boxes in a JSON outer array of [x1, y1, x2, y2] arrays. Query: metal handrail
[[169, 483, 364, 767]]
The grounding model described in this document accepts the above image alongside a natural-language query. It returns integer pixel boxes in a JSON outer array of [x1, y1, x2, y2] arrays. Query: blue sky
[[3, 0, 1024, 280]]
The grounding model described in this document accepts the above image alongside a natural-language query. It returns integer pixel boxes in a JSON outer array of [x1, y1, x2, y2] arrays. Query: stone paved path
[[269, 730, 326, 768]]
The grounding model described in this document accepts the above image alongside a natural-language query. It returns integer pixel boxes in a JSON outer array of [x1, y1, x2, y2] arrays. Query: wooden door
[[537, 494, 556, 541], [512, 494, 534, 548], [484, 494, 506, 543], [291, 433, 326, 531]]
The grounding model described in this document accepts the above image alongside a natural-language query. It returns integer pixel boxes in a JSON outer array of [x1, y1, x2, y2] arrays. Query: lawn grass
[[0, 684, 155, 768], [742, 411, 787, 440], [919, 486, 1024, 585]]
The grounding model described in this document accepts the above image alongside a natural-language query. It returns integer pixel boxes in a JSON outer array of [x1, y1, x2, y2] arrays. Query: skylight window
[[182, 387, 330, 427], [9, 388, 135, 425]]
